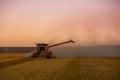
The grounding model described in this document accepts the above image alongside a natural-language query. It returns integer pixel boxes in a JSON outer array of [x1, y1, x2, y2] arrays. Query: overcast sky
[[0, 0, 120, 47]]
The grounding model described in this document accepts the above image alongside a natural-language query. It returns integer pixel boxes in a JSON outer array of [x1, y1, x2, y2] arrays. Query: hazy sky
[[0, 0, 120, 47]]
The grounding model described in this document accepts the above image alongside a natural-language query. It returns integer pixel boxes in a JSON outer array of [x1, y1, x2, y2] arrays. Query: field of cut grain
[[0, 53, 26, 63], [0, 53, 120, 80]]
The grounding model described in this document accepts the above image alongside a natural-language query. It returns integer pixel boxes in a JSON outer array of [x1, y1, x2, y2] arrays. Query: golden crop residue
[[54, 57, 120, 80], [0, 53, 120, 80], [0, 53, 26, 63], [0, 58, 73, 80]]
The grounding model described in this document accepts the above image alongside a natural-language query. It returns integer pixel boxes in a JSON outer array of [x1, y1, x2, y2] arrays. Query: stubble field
[[0, 53, 120, 80]]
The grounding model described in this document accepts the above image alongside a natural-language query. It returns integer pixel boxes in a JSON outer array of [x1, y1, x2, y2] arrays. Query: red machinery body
[[33, 40, 75, 58]]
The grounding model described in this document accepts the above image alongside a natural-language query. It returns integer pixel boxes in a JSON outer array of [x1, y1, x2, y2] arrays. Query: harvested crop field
[[0, 53, 26, 63], [0, 53, 120, 80]]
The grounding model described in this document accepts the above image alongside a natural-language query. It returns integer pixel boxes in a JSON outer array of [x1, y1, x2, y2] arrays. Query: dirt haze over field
[[52, 46, 120, 57], [0, 0, 120, 47]]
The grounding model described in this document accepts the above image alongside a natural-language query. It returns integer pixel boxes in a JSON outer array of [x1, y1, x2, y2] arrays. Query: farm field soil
[[0, 53, 27, 63], [0, 53, 120, 80], [0, 53, 26, 58]]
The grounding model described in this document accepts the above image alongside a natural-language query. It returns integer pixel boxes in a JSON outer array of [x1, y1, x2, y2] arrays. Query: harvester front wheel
[[32, 53, 39, 58], [46, 52, 52, 59]]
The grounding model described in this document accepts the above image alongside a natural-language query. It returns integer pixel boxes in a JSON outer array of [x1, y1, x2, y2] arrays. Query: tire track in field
[[101, 58, 120, 80], [81, 58, 107, 80], [84, 58, 107, 80], [0, 58, 35, 69], [55, 58, 102, 80], [53, 58, 80, 80], [54, 57, 120, 80]]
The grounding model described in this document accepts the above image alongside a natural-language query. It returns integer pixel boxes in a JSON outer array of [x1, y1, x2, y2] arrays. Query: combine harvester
[[24, 40, 75, 58]]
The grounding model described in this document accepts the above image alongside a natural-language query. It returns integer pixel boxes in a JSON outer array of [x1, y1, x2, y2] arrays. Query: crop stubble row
[[55, 57, 120, 80]]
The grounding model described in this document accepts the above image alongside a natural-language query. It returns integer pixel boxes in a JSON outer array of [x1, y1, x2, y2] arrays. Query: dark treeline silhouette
[[0, 47, 35, 52]]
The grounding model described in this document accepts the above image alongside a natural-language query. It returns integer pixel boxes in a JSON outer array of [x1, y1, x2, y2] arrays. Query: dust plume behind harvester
[[24, 40, 75, 58]]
